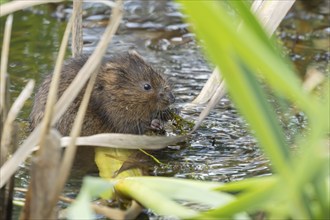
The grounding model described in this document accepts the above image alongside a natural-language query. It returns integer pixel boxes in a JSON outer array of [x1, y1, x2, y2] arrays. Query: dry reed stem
[[251, 0, 263, 12], [51, 0, 124, 203], [52, 72, 98, 208], [0, 14, 13, 167], [1, 80, 34, 162], [1, 124, 39, 188], [252, 0, 296, 35], [189, 0, 296, 129], [29, 134, 187, 153], [60, 134, 187, 149], [0, 124, 18, 220], [1, 121, 42, 188], [72, 0, 83, 57], [191, 0, 296, 106], [38, 16, 73, 155], [0, 14, 13, 122], [84, 0, 116, 8], [23, 16, 74, 219], [0, 0, 64, 189], [302, 66, 326, 92], [51, 1, 123, 127], [0, 0, 63, 17], [191, 67, 223, 105], [27, 129, 62, 219], [191, 80, 226, 133]]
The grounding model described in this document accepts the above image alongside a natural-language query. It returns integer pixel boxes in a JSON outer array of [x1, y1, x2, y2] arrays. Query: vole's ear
[[103, 57, 122, 70], [104, 62, 116, 69], [128, 49, 144, 60]]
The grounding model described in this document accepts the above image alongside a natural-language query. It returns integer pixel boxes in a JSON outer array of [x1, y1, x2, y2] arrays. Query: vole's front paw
[[150, 119, 163, 130]]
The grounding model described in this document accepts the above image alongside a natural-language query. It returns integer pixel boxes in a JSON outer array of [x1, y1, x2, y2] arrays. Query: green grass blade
[[115, 177, 250, 219], [214, 175, 276, 193], [115, 178, 198, 218], [198, 177, 277, 218], [179, 0, 293, 177], [178, 1, 325, 218]]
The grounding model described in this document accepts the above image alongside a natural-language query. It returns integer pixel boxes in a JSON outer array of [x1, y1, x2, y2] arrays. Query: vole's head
[[95, 50, 175, 124]]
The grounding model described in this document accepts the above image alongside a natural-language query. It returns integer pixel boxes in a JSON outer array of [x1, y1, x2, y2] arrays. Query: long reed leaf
[[67, 134, 185, 149], [191, 0, 295, 106], [114, 178, 200, 218], [179, 1, 323, 218], [199, 177, 277, 218], [179, 1, 292, 177], [38, 15, 74, 153]]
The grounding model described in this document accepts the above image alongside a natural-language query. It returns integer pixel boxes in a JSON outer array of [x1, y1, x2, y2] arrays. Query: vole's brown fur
[[29, 51, 175, 136]]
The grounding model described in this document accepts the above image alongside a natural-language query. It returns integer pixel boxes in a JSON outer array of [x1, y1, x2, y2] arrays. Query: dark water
[[1, 0, 329, 219]]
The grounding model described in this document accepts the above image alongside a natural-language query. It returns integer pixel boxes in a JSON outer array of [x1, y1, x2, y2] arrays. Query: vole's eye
[[143, 83, 152, 91]]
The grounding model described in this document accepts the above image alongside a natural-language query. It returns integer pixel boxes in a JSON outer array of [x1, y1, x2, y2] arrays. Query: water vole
[[29, 50, 175, 136]]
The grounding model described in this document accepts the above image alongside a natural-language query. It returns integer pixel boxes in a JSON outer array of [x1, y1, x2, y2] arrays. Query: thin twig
[[1, 124, 18, 220], [51, 0, 123, 126], [1, 81, 35, 161], [253, 0, 296, 35], [0, 14, 13, 123], [190, 0, 295, 106], [189, 0, 296, 131], [52, 71, 98, 208], [38, 16, 73, 154], [51, 0, 124, 203], [191, 67, 223, 105], [191, 79, 226, 133], [72, 0, 83, 57], [123, 200, 144, 220], [24, 12, 72, 220]]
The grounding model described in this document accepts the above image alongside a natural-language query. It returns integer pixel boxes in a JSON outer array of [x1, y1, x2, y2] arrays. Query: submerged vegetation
[[1, 0, 329, 219]]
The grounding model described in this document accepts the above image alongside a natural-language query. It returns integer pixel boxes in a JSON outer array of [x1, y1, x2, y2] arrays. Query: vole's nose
[[168, 92, 175, 104], [159, 91, 175, 104]]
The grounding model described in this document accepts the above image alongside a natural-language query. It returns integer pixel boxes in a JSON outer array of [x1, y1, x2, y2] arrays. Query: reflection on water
[[1, 0, 328, 218], [0, 5, 68, 120]]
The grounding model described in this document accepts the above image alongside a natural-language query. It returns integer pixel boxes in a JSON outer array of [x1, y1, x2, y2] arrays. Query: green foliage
[[68, 177, 114, 219], [69, 177, 250, 219], [69, 1, 329, 219], [0, 0, 8, 5], [178, 1, 329, 219]]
